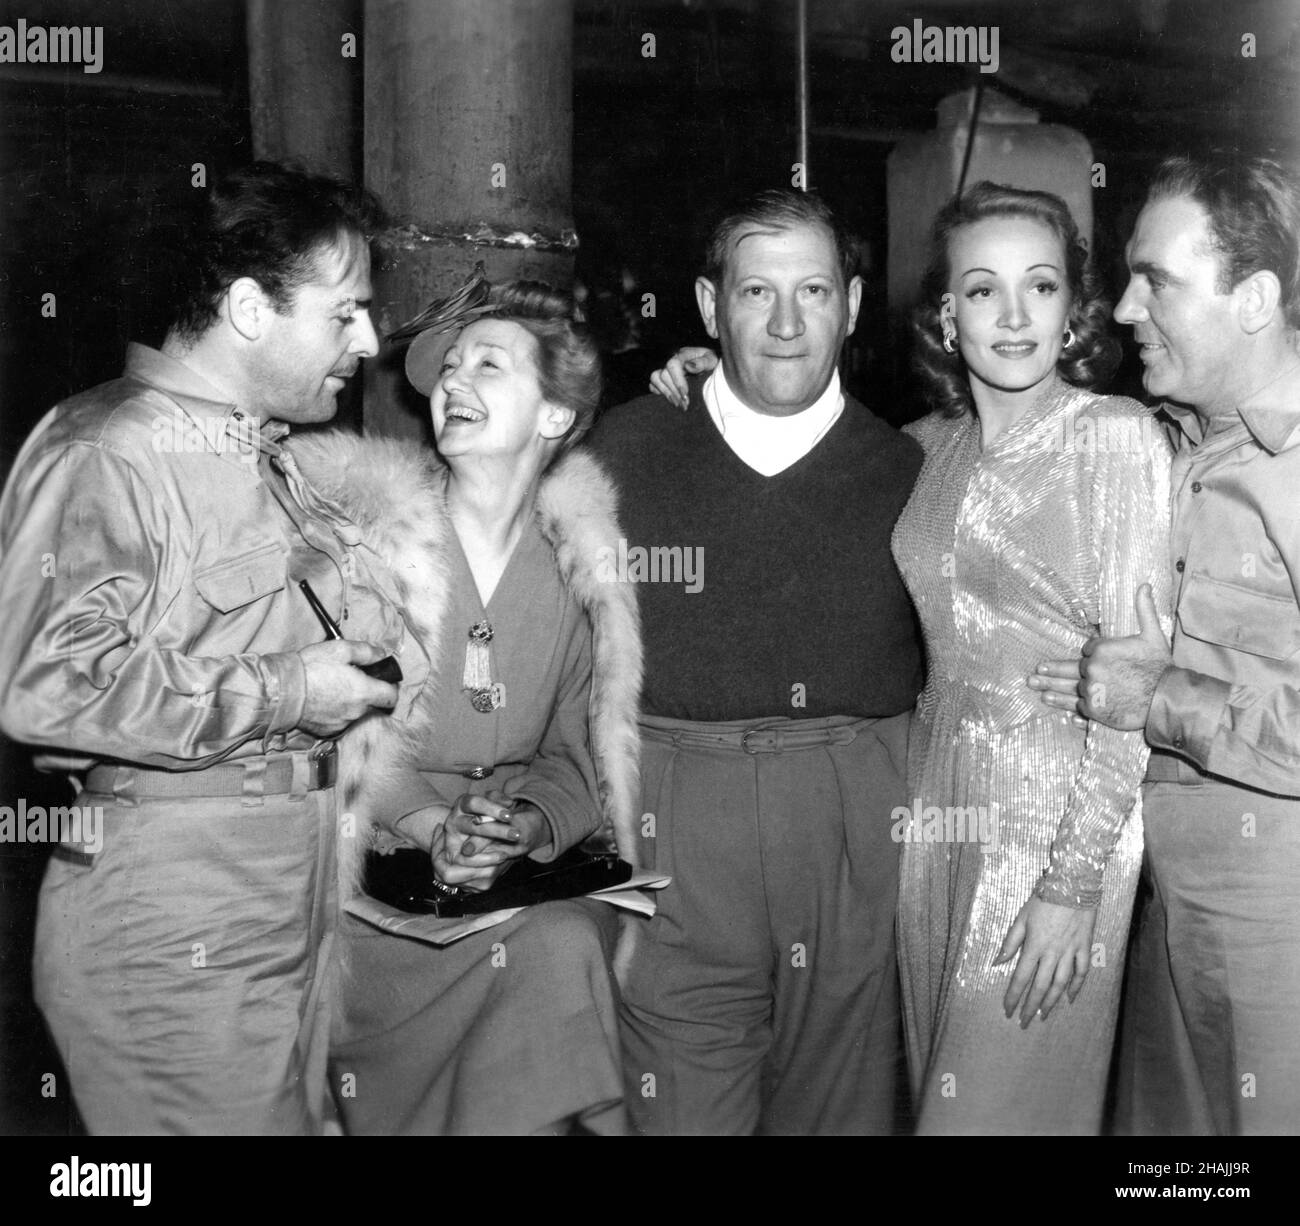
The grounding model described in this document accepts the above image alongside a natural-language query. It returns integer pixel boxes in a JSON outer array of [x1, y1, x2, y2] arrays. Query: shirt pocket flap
[[194, 542, 287, 613], [1178, 573, 1300, 660]]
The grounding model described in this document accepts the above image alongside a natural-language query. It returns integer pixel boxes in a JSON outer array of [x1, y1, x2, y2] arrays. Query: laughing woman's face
[[430, 318, 571, 464]]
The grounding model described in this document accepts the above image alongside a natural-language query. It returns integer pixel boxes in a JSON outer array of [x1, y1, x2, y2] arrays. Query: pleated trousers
[[619, 711, 909, 1135]]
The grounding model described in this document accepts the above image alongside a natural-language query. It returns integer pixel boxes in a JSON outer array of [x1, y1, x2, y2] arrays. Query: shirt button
[[1191, 481, 1203, 493], [1175, 559, 1185, 573], [1173, 736, 1186, 749]]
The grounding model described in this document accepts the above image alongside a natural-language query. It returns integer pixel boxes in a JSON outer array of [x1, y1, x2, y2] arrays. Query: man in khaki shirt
[[1034, 155, 1300, 1134], [0, 162, 426, 1134]]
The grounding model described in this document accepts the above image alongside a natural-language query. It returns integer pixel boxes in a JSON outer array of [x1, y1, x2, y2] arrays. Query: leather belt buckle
[[741, 728, 784, 754], [309, 743, 338, 790]]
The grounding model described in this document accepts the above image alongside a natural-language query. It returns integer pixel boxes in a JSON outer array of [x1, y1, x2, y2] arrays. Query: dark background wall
[[5, 1, 1296, 459], [1, 0, 1297, 1134]]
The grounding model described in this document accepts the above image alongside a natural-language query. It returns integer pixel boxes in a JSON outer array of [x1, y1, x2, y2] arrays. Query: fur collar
[[288, 430, 643, 894]]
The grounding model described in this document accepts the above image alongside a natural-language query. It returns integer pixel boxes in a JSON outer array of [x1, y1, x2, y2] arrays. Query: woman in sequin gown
[[891, 184, 1172, 1134]]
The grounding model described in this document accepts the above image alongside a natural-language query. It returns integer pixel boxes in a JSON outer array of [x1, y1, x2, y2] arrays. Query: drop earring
[[940, 293, 958, 355]]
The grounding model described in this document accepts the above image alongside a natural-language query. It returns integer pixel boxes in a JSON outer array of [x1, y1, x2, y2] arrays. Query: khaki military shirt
[[1147, 364, 1300, 795], [0, 343, 427, 774]]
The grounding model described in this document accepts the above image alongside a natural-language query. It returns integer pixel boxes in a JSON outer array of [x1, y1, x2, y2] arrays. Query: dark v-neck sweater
[[585, 377, 924, 721]]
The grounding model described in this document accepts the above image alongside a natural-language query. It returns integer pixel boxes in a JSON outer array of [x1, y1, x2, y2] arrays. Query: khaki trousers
[[34, 776, 338, 1135], [1115, 776, 1300, 1136]]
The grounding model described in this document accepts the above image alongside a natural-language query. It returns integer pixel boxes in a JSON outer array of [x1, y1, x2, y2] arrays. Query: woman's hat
[[405, 329, 457, 397], [387, 262, 495, 396]]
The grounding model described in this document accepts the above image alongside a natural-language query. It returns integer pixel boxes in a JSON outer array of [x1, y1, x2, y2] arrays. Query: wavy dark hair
[[912, 182, 1120, 418], [170, 161, 386, 342], [1146, 154, 1300, 330], [483, 281, 603, 456]]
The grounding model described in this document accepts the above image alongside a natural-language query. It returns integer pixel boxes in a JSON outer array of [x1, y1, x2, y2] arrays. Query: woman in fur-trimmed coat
[[290, 283, 642, 1136]]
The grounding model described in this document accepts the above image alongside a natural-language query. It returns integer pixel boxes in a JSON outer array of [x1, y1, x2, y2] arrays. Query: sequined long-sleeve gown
[[891, 379, 1171, 1134]]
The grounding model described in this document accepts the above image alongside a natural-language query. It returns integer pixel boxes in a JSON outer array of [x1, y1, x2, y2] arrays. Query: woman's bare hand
[[432, 791, 552, 891], [648, 346, 718, 408], [995, 895, 1098, 1027]]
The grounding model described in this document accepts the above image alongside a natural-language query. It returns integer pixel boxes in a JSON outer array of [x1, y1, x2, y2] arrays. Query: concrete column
[[246, 0, 360, 179], [363, 0, 576, 441]]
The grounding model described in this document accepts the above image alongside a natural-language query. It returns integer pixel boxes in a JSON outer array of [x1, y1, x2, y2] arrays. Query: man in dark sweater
[[586, 189, 923, 1135]]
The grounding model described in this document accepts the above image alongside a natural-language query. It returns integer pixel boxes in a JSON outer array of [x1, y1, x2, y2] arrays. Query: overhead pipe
[[796, 0, 809, 190]]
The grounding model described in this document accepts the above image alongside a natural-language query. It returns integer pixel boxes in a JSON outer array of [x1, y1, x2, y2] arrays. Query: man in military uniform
[[0, 162, 427, 1134]]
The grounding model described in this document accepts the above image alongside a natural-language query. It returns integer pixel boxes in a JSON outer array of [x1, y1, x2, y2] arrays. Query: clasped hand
[[431, 790, 552, 892]]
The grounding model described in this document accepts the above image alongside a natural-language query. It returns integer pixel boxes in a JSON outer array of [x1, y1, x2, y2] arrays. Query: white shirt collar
[[702, 365, 845, 476]]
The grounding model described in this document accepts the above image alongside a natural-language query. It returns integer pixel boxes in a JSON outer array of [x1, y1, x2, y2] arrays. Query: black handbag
[[364, 844, 633, 918]]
